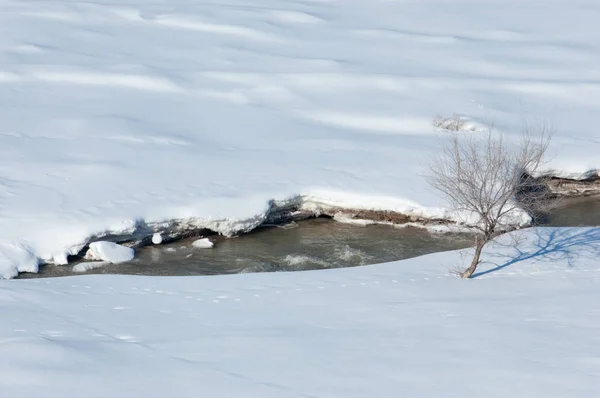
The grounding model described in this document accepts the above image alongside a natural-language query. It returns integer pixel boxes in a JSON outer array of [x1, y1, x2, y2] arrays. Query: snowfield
[[1, 227, 600, 397], [2, 1, 600, 394], [0, 0, 600, 272]]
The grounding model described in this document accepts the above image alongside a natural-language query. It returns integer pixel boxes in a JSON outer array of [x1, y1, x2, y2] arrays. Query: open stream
[[20, 198, 600, 278]]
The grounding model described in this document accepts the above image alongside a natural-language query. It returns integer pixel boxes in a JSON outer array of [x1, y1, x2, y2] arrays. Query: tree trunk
[[461, 238, 485, 278]]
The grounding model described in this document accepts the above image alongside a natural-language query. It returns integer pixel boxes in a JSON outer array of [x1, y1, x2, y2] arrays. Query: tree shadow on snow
[[472, 227, 600, 278]]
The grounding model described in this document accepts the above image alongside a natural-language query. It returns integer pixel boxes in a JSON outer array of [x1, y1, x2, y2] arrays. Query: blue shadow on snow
[[472, 227, 600, 278]]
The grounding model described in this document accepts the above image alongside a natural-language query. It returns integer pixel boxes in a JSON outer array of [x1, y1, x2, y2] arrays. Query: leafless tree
[[427, 125, 555, 278]]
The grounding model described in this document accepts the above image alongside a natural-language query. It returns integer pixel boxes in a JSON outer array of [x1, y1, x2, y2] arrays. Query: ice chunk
[[0, 243, 39, 279], [84, 241, 135, 263], [152, 233, 163, 245], [72, 261, 110, 273], [192, 238, 214, 249]]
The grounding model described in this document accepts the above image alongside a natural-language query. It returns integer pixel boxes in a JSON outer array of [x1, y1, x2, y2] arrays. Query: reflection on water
[[25, 218, 472, 278]]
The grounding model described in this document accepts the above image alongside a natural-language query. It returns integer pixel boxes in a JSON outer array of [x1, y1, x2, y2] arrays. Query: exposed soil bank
[[70, 176, 599, 256], [320, 175, 600, 227], [546, 175, 600, 197], [74, 197, 452, 259]]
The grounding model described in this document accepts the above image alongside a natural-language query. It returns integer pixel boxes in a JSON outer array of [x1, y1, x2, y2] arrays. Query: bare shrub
[[427, 125, 555, 278]]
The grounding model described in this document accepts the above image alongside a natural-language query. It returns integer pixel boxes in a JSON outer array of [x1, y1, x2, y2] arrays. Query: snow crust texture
[[1, 0, 600, 275]]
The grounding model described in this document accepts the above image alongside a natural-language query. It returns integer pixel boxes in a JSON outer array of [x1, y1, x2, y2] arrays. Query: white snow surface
[[84, 241, 135, 263], [0, 243, 38, 279], [2, 227, 600, 397], [1, 0, 600, 273]]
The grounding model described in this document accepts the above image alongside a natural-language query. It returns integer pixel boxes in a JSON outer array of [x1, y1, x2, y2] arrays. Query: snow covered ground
[[2, 2, 599, 393], [1, 227, 599, 397], [1, 0, 600, 272]]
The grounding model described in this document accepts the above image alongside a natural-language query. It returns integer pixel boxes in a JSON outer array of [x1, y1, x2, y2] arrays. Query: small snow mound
[[84, 241, 135, 263], [192, 238, 214, 249], [72, 261, 110, 273], [152, 233, 163, 245], [0, 242, 39, 279]]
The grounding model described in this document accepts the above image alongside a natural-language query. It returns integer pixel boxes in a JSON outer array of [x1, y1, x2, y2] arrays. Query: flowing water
[[26, 219, 471, 278], [543, 197, 600, 227], [20, 198, 600, 278]]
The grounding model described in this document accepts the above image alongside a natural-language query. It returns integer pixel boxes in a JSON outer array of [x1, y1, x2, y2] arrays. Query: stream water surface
[[21, 198, 600, 278]]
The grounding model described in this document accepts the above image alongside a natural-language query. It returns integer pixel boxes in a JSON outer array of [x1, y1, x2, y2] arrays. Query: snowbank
[[84, 242, 135, 263], [0, 243, 38, 279], [1, 227, 599, 397], [0, 0, 599, 274]]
